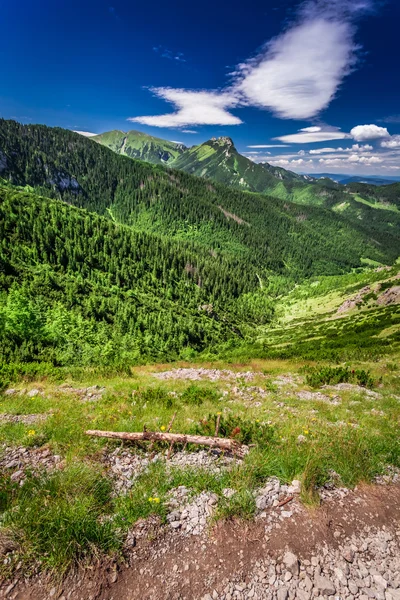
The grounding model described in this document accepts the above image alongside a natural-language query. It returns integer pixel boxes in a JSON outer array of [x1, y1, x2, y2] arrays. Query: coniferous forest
[[0, 119, 399, 367]]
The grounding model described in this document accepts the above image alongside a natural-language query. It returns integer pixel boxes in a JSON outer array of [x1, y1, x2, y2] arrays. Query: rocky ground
[[1, 484, 399, 600], [1, 365, 399, 599]]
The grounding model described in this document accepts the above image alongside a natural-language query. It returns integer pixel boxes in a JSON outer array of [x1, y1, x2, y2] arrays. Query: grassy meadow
[[0, 352, 399, 574]]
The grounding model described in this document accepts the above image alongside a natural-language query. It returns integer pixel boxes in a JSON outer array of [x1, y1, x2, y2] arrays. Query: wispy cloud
[[309, 144, 373, 154], [247, 144, 290, 148], [130, 0, 375, 127], [275, 128, 350, 143], [153, 46, 186, 63], [73, 130, 97, 137], [377, 115, 400, 124], [181, 129, 198, 134], [108, 6, 120, 20], [234, 0, 374, 120], [128, 88, 241, 128]]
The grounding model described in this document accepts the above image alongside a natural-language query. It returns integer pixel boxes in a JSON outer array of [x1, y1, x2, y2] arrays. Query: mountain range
[[92, 129, 400, 213], [310, 173, 400, 186], [0, 118, 399, 365]]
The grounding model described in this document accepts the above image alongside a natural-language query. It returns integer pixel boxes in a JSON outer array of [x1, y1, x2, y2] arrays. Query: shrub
[[191, 413, 275, 446], [181, 384, 219, 406], [304, 366, 374, 388], [137, 386, 174, 408]]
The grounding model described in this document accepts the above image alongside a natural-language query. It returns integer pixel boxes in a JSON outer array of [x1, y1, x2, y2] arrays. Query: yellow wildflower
[[303, 430, 309, 435], [153, 497, 160, 503], [160, 425, 166, 431], [148, 497, 153, 502], [27, 430, 36, 436]]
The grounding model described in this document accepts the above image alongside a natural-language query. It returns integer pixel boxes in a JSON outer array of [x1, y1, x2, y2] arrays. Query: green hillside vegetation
[[1, 122, 400, 581], [0, 119, 399, 370], [93, 129, 185, 165], [170, 136, 305, 191], [93, 128, 400, 238], [1, 120, 397, 278], [0, 185, 267, 366]]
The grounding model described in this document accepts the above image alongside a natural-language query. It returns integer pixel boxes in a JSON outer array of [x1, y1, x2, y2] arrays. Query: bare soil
[[2, 483, 400, 600]]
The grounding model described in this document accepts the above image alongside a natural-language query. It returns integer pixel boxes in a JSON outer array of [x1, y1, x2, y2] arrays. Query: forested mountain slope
[[0, 185, 263, 364], [92, 129, 186, 165], [168, 136, 306, 190], [0, 120, 397, 278], [93, 127, 400, 230]]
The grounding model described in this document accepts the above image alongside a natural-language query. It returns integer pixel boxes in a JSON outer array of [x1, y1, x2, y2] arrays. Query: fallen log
[[85, 429, 246, 457]]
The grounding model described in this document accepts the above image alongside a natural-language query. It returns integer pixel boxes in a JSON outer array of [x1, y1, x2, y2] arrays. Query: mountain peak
[[210, 136, 235, 148]]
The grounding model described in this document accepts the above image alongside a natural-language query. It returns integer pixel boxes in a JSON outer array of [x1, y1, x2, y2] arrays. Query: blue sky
[[1, 0, 400, 174]]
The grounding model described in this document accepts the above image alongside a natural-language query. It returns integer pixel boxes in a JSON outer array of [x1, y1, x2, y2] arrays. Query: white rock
[[315, 574, 336, 596], [283, 552, 299, 576]]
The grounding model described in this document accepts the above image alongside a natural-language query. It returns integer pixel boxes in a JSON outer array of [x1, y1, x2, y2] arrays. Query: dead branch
[[85, 429, 246, 456], [277, 496, 294, 508], [167, 412, 177, 433]]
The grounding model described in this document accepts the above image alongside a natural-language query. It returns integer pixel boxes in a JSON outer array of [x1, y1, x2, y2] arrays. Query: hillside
[[93, 129, 400, 233], [0, 185, 260, 364], [92, 129, 186, 165], [170, 136, 306, 191], [1, 119, 396, 279], [94, 130, 314, 194]]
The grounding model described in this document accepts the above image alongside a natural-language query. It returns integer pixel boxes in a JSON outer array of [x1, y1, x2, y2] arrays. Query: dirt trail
[[2, 484, 400, 600]]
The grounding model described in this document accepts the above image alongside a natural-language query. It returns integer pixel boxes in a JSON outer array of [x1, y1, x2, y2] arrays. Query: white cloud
[[270, 159, 290, 166], [247, 144, 290, 148], [234, 0, 371, 120], [74, 130, 97, 137], [350, 124, 390, 141], [300, 126, 322, 133], [298, 150, 306, 156], [381, 135, 400, 149], [309, 143, 373, 154], [129, 88, 241, 128], [276, 129, 349, 144], [348, 153, 382, 164], [181, 129, 198, 134], [309, 147, 337, 154], [318, 154, 383, 166], [349, 143, 373, 151], [128, 0, 375, 127]]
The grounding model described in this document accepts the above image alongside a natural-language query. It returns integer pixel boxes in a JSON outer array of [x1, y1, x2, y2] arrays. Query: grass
[[1, 465, 121, 574], [0, 354, 399, 576]]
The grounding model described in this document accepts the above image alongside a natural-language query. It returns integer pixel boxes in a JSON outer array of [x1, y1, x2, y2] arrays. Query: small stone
[[374, 576, 388, 590], [315, 574, 336, 596], [343, 549, 355, 563], [288, 480, 302, 494], [283, 552, 300, 576], [334, 567, 347, 586], [297, 435, 306, 444], [277, 588, 288, 600], [27, 389, 40, 397], [349, 581, 359, 595]]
